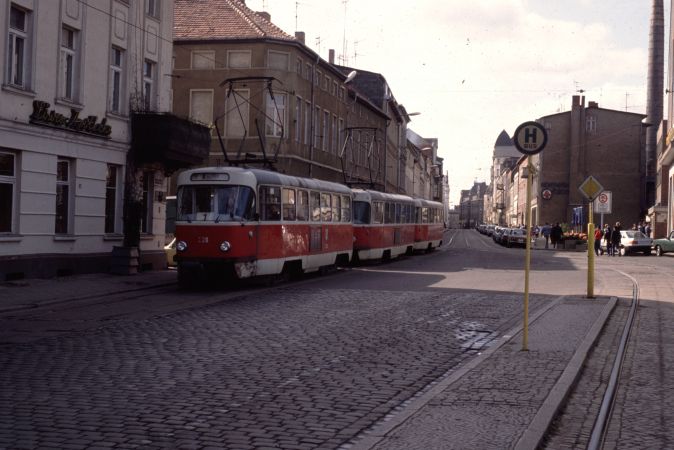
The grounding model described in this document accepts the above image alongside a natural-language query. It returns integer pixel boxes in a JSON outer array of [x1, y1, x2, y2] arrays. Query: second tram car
[[413, 198, 445, 251], [351, 189, 418, 261], [174, 167, 353, 285]]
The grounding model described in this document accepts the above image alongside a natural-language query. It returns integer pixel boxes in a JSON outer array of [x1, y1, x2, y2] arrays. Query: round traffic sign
[[542, 189, 552, 200], [513, 121, 548, 155], [598, 192, 609, 203]]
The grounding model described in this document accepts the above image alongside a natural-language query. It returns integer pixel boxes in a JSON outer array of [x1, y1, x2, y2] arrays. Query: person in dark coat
[[550, 223, 563, 249], [611, 222, 622, 256], [603, 224, 613, 256]]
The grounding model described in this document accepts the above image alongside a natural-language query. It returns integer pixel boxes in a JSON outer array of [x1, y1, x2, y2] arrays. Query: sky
[[245, 0, 668, 206]]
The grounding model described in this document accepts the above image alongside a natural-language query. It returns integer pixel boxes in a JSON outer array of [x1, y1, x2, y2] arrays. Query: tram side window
[[320, 192, 332, 221], [395, 203, 401, 224], [352, 201, 370, 224], [310, 191, 321, 221], [401, 204, 407, 224], [297, 190, 309, 221], [373, 201, 384, 224], [282, 188, 296, 221], [332, 194, 341, 222], [260, 186, 281, 221], [422, 207, 429, 224], [414, 207, 420, 224], [384, 202, 394, 224], [341, 195, 351, 222]]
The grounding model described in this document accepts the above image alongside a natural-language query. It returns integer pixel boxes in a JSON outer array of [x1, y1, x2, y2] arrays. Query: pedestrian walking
[[551, 223, 563, 249], [612, 222, 622, 256], [603, 224, 613, 255], [594, 226, 603, 256], [541, 223, 551, 249]]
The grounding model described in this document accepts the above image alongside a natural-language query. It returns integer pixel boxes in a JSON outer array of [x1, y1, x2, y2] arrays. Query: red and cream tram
[[351, 189, 418, 261], [413, 198, 445, 252], [174, 167, 353, 285]]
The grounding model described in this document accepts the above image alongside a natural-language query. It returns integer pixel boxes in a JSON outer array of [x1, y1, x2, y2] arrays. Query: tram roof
[[177, 167, 353, 195]]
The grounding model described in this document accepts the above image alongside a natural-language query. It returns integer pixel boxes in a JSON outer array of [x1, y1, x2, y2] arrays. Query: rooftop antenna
[[295, 1, 299, 32], [315, 36, 322, 55], [342, 0, 348, 66]]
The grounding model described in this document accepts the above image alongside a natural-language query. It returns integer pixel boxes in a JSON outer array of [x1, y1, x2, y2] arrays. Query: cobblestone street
[[0, 284, 545, 449]]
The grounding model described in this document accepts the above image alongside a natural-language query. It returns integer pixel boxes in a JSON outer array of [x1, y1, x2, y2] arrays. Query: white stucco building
[[0, 0, 207, 280]]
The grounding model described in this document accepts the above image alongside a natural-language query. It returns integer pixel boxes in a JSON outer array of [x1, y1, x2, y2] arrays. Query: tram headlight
[[176, 241, 188, 252], [219, 241, 232, 252]]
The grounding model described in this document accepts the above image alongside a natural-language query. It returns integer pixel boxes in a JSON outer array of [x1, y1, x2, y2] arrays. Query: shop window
[[0, 152, 17, 233], [55, 159, 72, 234]]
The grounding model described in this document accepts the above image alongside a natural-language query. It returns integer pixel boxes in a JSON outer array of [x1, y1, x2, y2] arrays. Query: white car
[[618, 230, 652, 255]]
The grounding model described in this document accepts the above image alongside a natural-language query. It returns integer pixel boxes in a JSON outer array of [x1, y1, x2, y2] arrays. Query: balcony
[[131, 112, 211, 173]]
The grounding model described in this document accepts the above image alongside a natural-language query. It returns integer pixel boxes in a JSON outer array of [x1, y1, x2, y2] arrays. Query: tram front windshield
[[352, 201, 371, 224], [177, 185, 255, 222]]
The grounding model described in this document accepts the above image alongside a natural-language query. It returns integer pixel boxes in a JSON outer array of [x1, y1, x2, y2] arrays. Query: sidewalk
[[351, 295, 616, 450], [0, 269, 177, 314]]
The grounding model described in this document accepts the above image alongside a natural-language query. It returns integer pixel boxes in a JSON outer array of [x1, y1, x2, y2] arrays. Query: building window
[[265, 92, 286, 137], [315, 70, 321, 87], [304, 100, 311, 144], [268, 51, 289, 70], [324, 76, 329, 91], [143, 59, 156, 110], [228, 50, 251, 68], [189, 90, 213, 127], [332, 115, 337, 153], [140, 172, 154, 234], [146, 0, 159, 18], [295, 97, 302, 143], [191, 50, 215, 69], [109, 47, 124, 113], [105, 165, 120, 234], [314, 106, 320, 148], [323, 110, 329, 151], [296, 58, 302, 75], [304, 63, 311, 80], [332, 81, 338, 96], [586, 116, 597, 132], [60, 26, 79, 101], [55, 159, 72, 234], [225, 89, 249, 137], [7, 5, 31, 88], [0, 152, 16, 233]]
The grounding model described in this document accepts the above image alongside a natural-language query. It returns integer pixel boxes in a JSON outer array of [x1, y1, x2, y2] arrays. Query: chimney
[[588, 101, 599, 108], [645, 0, 664, 207], [295, 31, 305, 44], [258, 11, 271, 22], [329, 49, 335, 64]]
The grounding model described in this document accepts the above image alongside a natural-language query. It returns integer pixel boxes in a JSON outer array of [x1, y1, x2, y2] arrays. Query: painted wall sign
[[29, 100, 112, 138]]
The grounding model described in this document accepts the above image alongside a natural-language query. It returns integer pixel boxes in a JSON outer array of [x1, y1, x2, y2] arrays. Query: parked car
[[504, 228, 527, 248], [618, 230, 652, 255], [493, 226, 506, 244], [652, 231, 674, 256]]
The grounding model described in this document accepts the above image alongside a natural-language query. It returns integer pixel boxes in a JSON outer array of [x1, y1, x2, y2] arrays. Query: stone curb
[[514, 296, 617, 449]]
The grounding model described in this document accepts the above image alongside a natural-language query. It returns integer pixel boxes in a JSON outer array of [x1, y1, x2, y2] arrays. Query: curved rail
[[588, 270, 639, 450]]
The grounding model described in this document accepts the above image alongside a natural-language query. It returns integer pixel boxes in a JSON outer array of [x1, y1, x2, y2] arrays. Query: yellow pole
[[587, 202, 595, 298], [523, 160, 533, 351]]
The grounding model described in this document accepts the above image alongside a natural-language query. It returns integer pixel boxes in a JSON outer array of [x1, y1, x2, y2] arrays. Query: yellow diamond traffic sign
[[579, 175, 604, 201]]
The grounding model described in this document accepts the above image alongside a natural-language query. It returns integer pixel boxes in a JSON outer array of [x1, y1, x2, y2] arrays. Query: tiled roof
[[174, 0, 296, 42]]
